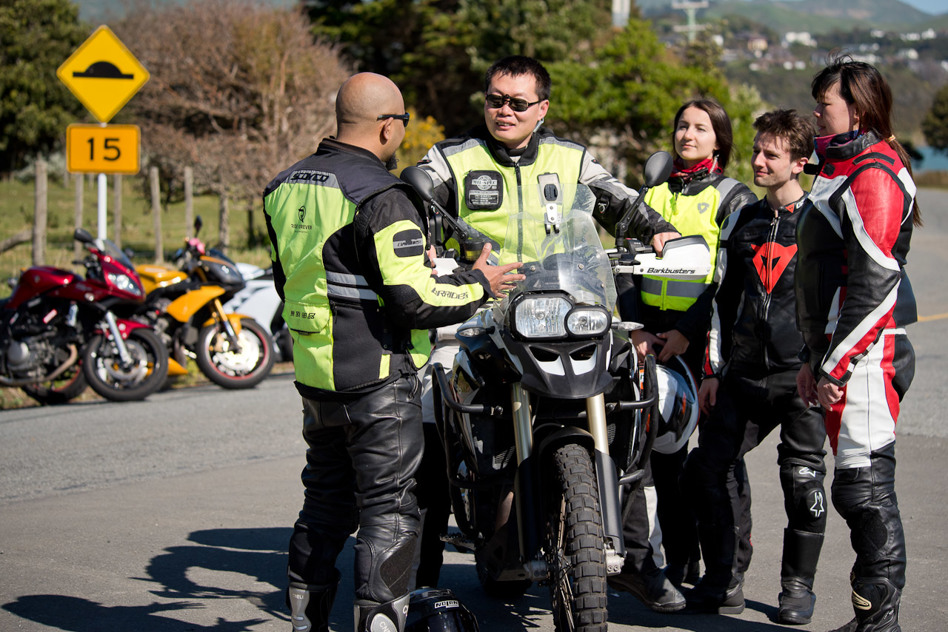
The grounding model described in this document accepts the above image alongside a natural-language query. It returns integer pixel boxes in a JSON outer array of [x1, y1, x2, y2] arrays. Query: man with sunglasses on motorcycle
[[264, 72, 524, 632], [413, 55, 685, 613]]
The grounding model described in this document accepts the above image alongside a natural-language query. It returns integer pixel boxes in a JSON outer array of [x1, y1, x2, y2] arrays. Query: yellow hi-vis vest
[[440, 136, 583, 262], [640, 178, 740, 311]]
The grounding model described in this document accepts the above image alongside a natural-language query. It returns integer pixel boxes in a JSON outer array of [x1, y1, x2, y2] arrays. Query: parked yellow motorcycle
[[134, 218, 274, 389]]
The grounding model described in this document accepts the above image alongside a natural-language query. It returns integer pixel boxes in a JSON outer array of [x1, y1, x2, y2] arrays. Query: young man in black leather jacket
[[683, 110, 828, 625]]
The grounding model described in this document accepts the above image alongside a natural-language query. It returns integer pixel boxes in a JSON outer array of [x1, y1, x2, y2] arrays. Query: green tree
[[115, 0, 350, 206], [0, 0, 89, 174], [549, 18, 735, 183], [922, 84, 948, 154], [307, 0, 611, 135]]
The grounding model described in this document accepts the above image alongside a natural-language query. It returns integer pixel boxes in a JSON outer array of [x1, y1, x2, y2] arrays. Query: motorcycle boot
[[831, 444, 905, 632], [608, 563, 686, 613], [355, 593, 411, 632], [685, 520, 745, 615], [287, 571, 340, 632], [827, 578, 902, 632], [777, 528, 824, 625]]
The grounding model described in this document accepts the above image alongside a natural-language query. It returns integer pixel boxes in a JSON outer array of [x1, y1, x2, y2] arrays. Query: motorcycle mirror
[[73, 227, 95, 244], [643, 151, 673, 189], [400, 166, 436, 205], [194, 215, 203, 235]]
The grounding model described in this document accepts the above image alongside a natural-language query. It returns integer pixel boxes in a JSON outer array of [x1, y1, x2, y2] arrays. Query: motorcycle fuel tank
[[6, 267, 80, 309]]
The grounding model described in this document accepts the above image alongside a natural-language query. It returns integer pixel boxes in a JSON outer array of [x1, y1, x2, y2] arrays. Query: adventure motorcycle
[[134, 218, 274, 389], [0, 228, 168, 404], [405, 154, 711, 631]]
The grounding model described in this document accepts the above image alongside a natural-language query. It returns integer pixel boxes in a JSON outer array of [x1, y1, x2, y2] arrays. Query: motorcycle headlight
[[514, 296, 571, 339], [566, 306, 611, 337], [108, 272, 143, 297]]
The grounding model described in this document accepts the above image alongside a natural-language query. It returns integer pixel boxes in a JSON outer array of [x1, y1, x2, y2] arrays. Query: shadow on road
[[3, 526, 292, 630]]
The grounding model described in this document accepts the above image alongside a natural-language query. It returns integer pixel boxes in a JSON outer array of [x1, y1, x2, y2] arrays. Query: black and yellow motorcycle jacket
[[263, 139, 491, 398], [417, 124, 676, 261]]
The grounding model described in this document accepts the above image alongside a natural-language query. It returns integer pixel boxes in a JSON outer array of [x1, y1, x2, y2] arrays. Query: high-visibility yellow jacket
[[263, 139, 490, 397], [418, 125, 677, 260]]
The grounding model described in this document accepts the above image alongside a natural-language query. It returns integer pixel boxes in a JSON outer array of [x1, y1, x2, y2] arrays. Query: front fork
[[209, 297, 242, 352], [510, 386, 626, 579], [587, 393, 626, 573], [102, 311, 133, 366]]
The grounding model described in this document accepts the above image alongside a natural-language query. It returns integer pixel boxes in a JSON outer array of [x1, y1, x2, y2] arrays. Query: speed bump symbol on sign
[[57, 26, 149, 123]]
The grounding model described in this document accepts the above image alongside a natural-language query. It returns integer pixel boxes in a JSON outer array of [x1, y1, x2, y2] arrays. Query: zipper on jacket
[[760, 207, 780, 367], [516, 165, 524, 259]]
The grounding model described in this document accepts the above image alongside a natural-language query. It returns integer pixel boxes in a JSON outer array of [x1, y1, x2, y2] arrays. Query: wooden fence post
[[33, 160, 47, 266], [150, 166, 164, 264], [74, 172, 84, 260], [184, 166, 194, 234], [218, 189, 229, 254]]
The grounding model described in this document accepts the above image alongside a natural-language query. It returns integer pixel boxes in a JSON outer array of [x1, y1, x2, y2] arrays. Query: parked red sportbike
[[0, 228, 169, 404]]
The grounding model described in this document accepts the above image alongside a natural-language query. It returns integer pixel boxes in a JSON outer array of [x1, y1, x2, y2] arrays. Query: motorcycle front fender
[[200, 311, 244, 334], [165, 285, 226, 323], [96, 317, 156, 340]]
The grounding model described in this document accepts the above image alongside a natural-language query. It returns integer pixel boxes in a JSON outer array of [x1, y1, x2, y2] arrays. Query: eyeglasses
[[377, 113, 410, 127], [485, 94, 542, 112]]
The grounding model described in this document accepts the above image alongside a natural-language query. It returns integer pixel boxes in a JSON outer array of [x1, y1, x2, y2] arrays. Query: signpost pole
[[97, 173, 108, 241], [97, 121, 107, 240]]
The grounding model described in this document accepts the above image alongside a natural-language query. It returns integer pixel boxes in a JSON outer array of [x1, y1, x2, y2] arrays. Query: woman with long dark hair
[[615, 98, 756, 612], [795, 56, 920, 632]]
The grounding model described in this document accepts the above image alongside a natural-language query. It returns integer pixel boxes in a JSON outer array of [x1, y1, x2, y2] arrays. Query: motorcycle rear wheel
[[546, 443, 608, 632], [21, 364, 88, 406], [82, 328, 169, 402], [195, 318, 274, 389]]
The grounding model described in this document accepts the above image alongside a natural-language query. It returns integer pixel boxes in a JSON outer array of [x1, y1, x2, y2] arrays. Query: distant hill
[[640, 0, 945, 33], [75, 0, 297, 23]]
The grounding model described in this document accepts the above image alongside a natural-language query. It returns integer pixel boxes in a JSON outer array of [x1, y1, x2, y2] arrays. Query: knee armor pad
[[356, 531, 419, 602], [356, 593, 411, 632], [780, 462, 828, 533]]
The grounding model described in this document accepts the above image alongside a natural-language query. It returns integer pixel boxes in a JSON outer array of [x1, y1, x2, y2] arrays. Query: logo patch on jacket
[[753, 242, 797, 293], [464, 170, 502, 210], [393, 229, 425, 257]]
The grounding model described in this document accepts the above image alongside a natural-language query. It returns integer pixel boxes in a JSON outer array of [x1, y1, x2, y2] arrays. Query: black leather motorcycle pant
[[684, 368, 828, 587], [288, 374, 424, 604]]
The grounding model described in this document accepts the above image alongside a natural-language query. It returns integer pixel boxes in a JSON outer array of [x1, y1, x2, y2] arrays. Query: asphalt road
[[0, 188, 946, 631]]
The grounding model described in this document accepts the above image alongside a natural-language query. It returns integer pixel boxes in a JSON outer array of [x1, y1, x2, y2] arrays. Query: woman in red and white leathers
[[795, 57, 921, 632]]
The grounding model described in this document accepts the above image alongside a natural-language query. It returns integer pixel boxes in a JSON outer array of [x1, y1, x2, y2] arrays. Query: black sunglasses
[[377, 112, 410, 127], [485, 94, 541, 112]]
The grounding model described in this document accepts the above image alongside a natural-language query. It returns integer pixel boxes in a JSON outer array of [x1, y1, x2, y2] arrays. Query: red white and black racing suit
[[795, 130, 917, 631]]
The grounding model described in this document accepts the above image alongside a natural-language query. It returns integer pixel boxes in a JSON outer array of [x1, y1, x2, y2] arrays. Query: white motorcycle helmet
[[651, 356, 699, 455]]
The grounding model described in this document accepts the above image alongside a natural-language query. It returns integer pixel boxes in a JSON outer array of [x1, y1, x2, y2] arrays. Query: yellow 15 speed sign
[[66, 124, 141, 175]]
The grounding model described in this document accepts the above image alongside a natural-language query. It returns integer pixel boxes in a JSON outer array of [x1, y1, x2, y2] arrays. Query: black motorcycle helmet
[[406, 587, 479, 632]]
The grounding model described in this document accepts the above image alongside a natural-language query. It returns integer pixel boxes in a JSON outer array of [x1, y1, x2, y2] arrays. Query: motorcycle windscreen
[[496, 183, 617, 311]]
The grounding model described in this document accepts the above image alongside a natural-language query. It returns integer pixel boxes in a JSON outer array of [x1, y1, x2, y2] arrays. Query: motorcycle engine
[[2, 309, 79, 379]]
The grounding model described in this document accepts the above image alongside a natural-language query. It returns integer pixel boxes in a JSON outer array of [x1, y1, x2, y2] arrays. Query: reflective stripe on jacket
[[263, 139, 488, 395], [640, 177, 742, 311]]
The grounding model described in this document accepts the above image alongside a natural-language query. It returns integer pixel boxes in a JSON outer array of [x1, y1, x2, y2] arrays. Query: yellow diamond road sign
[[57, 25, 149, 123]]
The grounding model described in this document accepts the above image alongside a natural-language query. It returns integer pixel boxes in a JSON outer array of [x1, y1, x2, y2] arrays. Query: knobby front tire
[[546, 442, 608, 632]]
